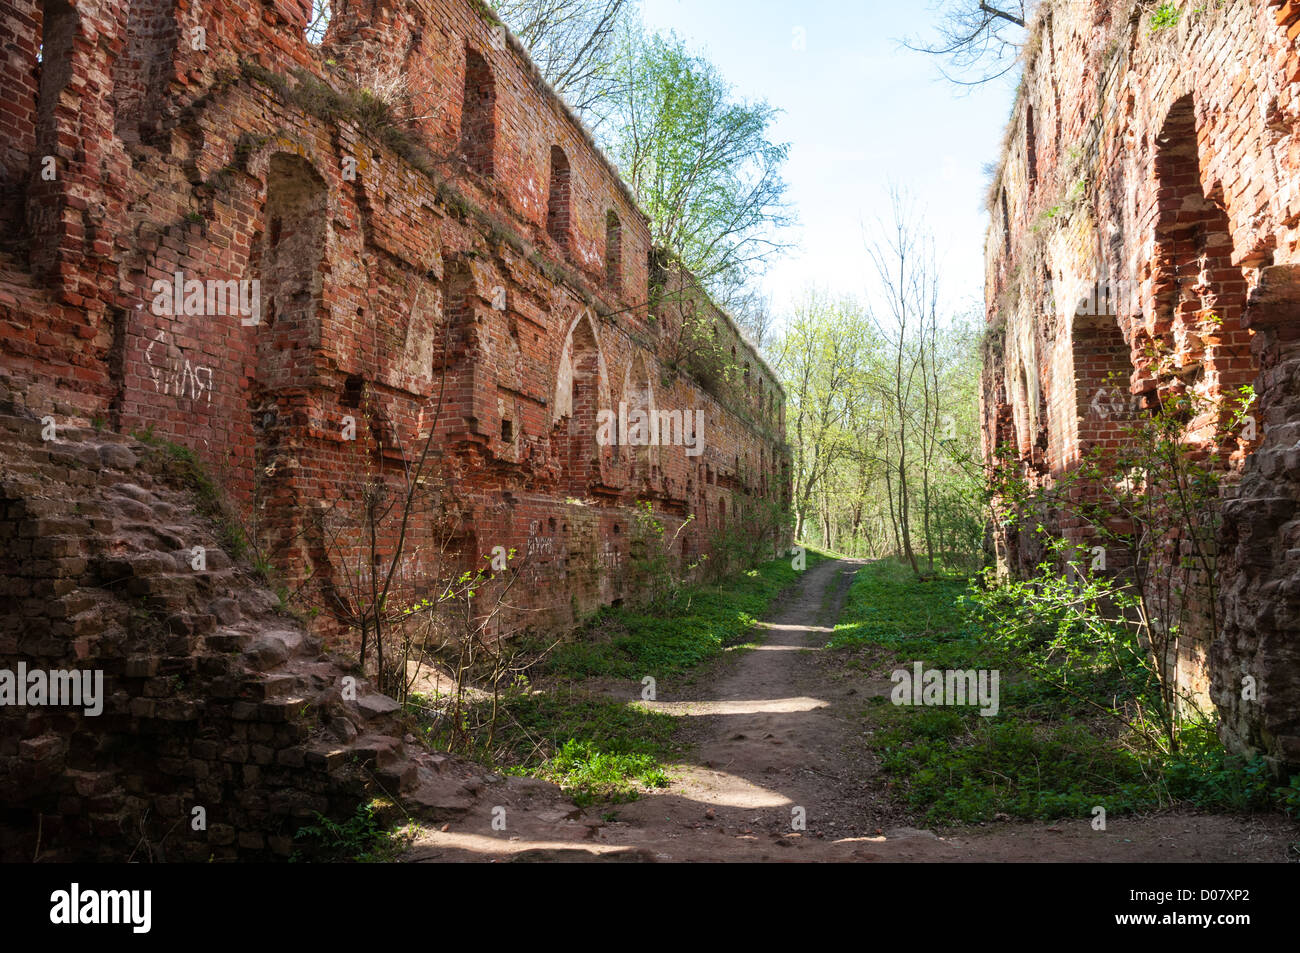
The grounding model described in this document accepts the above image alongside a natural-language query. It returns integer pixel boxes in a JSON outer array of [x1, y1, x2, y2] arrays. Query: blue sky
[[638, 0, 1018, 325]]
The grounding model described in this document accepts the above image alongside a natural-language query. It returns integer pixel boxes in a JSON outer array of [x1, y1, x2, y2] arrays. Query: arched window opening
[[547, 146, 571, 251], [604, 209, 622, 289], [1062, 305, 1136, 563], [1, 0, 46, 234], [460, 48, 495, 176], [255, 154, 328, 391], [626, 356, 656, 479], [556, 315, 604, 494], [26, 0, 75, 270], [1151, 95, 1252, 414], [114, 0, 179, 144], [305, 0, 331, 44]]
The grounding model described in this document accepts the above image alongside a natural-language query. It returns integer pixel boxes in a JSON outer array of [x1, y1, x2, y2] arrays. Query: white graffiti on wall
[[355, 551, 425, 592], [145, 329, 214, 403], [600, 540, 623, 570], [526, 520, 556, 558]]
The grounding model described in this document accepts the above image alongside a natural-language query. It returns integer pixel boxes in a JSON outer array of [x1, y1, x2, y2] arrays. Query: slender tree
[[604, 29, 794, 312]]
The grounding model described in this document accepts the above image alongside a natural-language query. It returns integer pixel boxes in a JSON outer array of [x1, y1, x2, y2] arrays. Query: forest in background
[[771, 194, 984, 566]]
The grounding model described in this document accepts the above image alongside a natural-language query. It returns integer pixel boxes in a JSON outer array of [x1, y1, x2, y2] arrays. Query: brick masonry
[[0, 0, 793, 858], [0, 0, 792, 638], [0, 383, 494, 861], [982, 0, 1300, 766]]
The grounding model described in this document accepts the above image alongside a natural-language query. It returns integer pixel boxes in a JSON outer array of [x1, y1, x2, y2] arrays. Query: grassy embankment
[[831, 559, 1300, 826]]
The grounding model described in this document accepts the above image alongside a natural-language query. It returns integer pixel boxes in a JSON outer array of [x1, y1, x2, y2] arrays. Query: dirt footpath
[[403, 559, 1299, 862]]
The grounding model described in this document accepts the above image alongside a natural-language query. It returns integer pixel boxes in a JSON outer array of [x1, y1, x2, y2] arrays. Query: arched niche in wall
[[605, 210, 622, 290], [459, 46, 496, 177], [623, 352, 659, 481], [1148, 93, 1254, 429], [249, 152, 329, 392], [1010, 351, 1034, 461], [1063, 290, 1139, 572], [546, 145, 571, 252], [434, 258, 475, 374], [25, 0, 75, 273], [112, 0, 178, 145], [552, 309, 610, 494], [0, 0, 43, 234]]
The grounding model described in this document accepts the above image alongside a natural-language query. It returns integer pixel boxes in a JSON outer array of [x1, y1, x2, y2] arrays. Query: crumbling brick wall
[[0, 0, 792, 649], [0, 381, 502, 861], [982, 0, 1300, 767]]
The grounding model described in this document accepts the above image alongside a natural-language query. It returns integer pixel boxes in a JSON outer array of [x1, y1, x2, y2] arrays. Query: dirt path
[[404, 559, 1299, 862]]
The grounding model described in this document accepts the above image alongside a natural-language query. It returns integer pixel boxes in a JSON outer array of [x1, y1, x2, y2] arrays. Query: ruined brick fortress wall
[[982, 0, 1300, 767], [0, 0, 792, 640]]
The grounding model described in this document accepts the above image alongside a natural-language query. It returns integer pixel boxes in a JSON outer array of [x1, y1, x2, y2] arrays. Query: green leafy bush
[[1150, 2, 1182, 32], [837, 560, 1295, 825], [293, 801, 408, 862]]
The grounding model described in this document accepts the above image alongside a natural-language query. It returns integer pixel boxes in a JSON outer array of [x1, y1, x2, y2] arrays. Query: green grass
[[481, 691, 678, 806], [415, 683, 674, 806], [544, 546, 828, 679], [829, 558, 981, 667], [837, 560, 1291, 826], [871, 701, 1154, 823], [542, 740, 671, 804], [417, 548, 827, 806]]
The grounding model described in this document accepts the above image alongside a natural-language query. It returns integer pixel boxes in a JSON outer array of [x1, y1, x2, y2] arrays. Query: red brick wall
[[0, 0, 41, 237], [981, 0, 1300, 766], [0, 0, 792, 648]]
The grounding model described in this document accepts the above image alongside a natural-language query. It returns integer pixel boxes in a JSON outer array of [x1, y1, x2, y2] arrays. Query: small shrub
[[1150, 2, 1181, 32], [293, 801, 408, 862], [542, 739, 671, 806]]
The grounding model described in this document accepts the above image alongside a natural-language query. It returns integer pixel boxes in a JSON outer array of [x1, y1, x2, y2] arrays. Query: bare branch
[[902, 0, 1032, 87]]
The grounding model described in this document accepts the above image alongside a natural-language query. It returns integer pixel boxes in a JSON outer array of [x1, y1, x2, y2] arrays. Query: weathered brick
[[0, 0, 794, 863], [982, 0, 1300, 768]]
